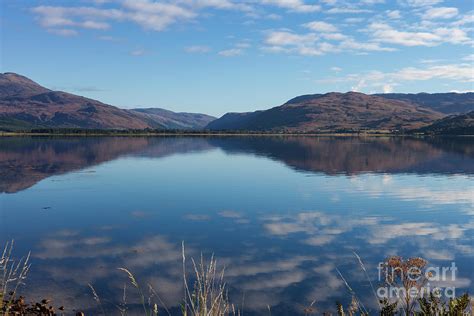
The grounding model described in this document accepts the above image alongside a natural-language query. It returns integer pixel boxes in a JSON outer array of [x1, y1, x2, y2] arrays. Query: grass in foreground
[[1, 241, 472, 315]]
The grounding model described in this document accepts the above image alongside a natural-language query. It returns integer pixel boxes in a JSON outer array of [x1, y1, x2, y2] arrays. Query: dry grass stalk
[[182, 242, 236, 316], [147, 283, 171, 315], [118, 267, 149, 316], [352, 252, 381, 309], [88, 283, 106, 316], [116, 283, 128, 316], [335, 268, 368, 315], [0, 240, 31, 312]]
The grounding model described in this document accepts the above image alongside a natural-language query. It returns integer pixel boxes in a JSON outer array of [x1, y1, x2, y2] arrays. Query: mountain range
[[130, 108, 215, 130], [0, 73, 215, 130], [206, 92, 446, 132], [1, 72, 473, 134]]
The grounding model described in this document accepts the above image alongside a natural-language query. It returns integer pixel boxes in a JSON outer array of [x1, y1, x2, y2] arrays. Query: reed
[[0, 241, 31, 313], [181, 242, 236, 316]]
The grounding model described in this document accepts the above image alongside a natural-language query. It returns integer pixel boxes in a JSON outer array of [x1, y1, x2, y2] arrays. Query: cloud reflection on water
[[1, 136, 472, 315]]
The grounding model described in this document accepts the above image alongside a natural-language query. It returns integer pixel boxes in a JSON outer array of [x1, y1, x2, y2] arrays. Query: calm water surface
[[0, 136, 473, 315]]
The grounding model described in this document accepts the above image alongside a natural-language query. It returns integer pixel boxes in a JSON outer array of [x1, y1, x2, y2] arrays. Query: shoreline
[[1, 132, 472, 137]]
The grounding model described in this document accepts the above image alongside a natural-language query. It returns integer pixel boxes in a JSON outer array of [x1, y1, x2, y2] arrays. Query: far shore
[[0, 131, 472, 137]]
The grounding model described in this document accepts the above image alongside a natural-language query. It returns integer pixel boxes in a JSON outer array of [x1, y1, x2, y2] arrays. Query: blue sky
[[1, 0, 473, 116]]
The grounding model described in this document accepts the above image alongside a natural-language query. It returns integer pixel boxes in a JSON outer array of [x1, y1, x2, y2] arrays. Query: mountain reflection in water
[[1, 136, 472, 193]]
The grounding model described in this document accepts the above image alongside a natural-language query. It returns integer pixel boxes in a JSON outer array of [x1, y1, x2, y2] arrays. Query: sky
[[1, 0, 473, 116]]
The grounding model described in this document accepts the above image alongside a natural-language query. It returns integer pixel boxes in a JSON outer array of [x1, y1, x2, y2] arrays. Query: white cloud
[[218, 48, 243, 56], [340, 38, 394, 51], [88, 0, 112, 4], [423, 7, 458, 20], [264, 30, 317, 46], [122, 0, 195, 17], [344, 17, 365, 24], [263, 29, 393, 56], [260, 0, 321, 13], [129, 48, 146, 56], [31, 0, 254, 35], [382, 83, 394, 93], [326, 7, 372, 14], [321, 32, 348, 40], [450, 89, 474, 93], [419, 58, 444, 64], [235, 41, 251, 48], [193, 0, 254, 12], [321, 62, 474, 92], [263, 31, 325, 55], [402, 62, 469, 82], [185, 45, 211, 53], [351, 78, 368, 91], [32, 6, 124, 30], [402, 0, 443, 7], [462, 54, 474, 61], [32, 5, 125, 20], [218, 40, 251, 57], [452, 12, 474, 26], [361, 0, 385, 3], [97, 35, 122, 42], [368, 22, 471, 46], [369, 23, 438, 46], [81, 20, 110, 29], [32, 6, 118, 30], [47, 28, 79, 36], [303, 21, 338, 32], [320, 0, 337, 4], [386, 10, 401, 19], [434, 27, 471, 44], [122, 0, 196, 31], [32, 2, 193, 34]]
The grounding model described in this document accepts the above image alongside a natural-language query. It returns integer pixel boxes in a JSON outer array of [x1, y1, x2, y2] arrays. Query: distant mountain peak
[[2, 72, 34, 80], [0, 72, 50, 98], [0, 72, 215, 131], [1, 72, 44, 87]]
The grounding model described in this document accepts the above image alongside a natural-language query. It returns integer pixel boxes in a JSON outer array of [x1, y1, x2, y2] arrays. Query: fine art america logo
[[376, 257, 458, 299]]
